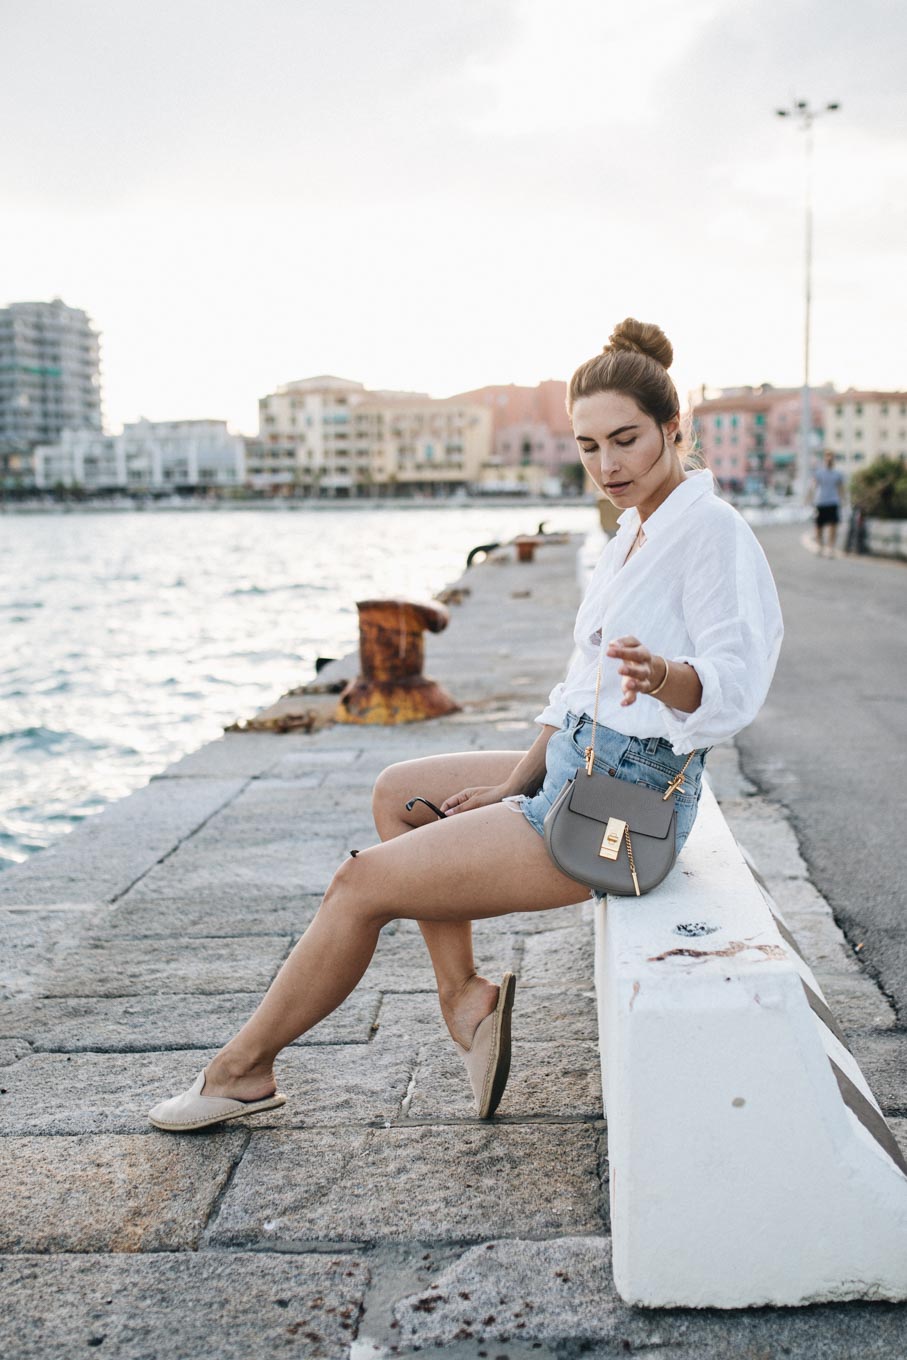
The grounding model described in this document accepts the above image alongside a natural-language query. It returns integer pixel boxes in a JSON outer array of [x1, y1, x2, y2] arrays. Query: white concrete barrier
[[594, 780, 907, 1308]]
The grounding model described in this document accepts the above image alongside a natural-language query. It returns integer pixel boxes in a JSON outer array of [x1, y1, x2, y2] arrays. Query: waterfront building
[[248, 376, 492, 496], [823, 390, 907, 476], [34, 429, 123, 490], [0, 298, 102, 486], [34, 419, 245, 492], [446, 381, 577, 486], [692, 385, 828, 496]]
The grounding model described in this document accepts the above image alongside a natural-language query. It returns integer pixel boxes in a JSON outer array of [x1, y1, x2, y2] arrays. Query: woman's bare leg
[[371, 751, 524, 1047], [203, 804, 585, 1099]]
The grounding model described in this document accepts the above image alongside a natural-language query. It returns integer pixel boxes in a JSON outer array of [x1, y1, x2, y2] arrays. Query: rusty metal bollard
[[335, 599, 460, 724]]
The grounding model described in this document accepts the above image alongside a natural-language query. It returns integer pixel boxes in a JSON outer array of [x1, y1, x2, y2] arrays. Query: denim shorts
[[511, 711, 710, 895]]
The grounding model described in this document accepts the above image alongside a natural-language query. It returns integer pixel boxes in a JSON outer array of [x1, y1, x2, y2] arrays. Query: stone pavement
[[1, 536, 905, 1359]]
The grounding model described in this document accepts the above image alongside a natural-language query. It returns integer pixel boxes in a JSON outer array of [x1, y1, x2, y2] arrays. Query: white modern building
[[34, 419, 245, 491], [823, 390, 907, 475]]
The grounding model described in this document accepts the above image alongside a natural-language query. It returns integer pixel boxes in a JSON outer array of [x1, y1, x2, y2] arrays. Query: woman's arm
[[440, 724, 556, 816], [605, 638, 703, 713]]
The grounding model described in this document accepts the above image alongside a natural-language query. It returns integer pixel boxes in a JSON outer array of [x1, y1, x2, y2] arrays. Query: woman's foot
[[147, 1067, 286, 1132], [440, 973, 500, 1050], [200, 1051, 277, 1103], [451, 972, 516, 1119]]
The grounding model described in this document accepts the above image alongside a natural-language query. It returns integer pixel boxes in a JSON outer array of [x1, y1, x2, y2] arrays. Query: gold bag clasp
[[599, 816, 626, 860]]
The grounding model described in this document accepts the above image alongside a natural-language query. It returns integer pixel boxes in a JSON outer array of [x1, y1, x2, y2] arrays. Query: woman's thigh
[[373, 750, 525, 831], [345, 802, 588, 922]]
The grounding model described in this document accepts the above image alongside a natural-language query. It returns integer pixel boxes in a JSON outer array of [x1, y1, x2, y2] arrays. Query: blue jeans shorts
[[510, 711, 710, 897]]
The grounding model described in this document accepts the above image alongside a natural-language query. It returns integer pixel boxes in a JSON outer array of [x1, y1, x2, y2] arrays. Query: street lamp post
[[775, 98, 840, 501]]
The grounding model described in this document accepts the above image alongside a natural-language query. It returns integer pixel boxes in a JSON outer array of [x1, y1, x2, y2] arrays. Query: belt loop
[[645, 736, 660, 755]]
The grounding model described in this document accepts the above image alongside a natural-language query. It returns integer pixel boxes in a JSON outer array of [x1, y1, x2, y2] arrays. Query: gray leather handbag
[[542, 649, 700, 896]]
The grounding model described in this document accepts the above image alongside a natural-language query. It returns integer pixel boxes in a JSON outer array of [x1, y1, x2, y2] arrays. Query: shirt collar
[[616, 468, 715, 539]]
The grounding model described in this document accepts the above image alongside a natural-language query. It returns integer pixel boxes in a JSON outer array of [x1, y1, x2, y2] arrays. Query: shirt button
[[608, 767, 616, 775]]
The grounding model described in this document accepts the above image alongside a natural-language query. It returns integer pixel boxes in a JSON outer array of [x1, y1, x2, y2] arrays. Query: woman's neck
[[635, 461, 686, 524]]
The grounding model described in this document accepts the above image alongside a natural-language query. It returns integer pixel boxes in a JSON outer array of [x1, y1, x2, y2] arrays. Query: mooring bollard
[[514, 536, 538, 563], [335, 598, 460, 724]]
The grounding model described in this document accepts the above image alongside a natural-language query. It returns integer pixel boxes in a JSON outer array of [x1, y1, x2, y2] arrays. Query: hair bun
[[605, 318, 673, 370]]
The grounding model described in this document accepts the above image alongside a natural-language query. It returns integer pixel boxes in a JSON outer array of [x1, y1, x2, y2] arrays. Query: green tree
[[850, 456, 907, 520]]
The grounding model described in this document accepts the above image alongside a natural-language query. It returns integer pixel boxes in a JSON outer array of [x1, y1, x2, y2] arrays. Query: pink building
[[692, 386, 827, 494], [448, 380, 576, 474]]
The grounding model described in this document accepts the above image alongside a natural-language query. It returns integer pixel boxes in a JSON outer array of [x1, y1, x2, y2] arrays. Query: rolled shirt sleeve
[[658, 524, 784, 753], [534, 678, 570, 729]]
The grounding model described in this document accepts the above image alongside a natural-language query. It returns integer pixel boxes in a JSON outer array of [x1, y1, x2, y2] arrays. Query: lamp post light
[[775, 98, 840, 501]]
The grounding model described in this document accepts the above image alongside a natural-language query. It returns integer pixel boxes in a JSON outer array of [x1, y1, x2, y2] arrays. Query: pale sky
[[2, 0, 905, 435]]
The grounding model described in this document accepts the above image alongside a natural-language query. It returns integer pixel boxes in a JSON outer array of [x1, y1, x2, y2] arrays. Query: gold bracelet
[[648, 655, 670, 697]]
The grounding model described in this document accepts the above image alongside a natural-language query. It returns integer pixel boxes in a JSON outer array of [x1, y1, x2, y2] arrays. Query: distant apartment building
[[248, 376, 492, 495], [448, 381, 575, 485], [0, 298, 102, 485], [824, 390, 907, 475], [692, 385, 829, 494], [34, 419, 245, 491]]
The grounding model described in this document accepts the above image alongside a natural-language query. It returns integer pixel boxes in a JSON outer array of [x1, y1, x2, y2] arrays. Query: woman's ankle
[[208, 1044, 275, 1084]]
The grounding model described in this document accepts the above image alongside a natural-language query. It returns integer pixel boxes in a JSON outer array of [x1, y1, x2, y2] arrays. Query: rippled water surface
[[1, 504, 595, 867]]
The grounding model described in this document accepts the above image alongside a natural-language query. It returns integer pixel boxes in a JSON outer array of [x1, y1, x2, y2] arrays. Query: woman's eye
[[616, 438, 636, 448]]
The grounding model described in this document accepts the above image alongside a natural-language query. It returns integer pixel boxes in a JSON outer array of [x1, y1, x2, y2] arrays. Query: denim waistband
[[565, 710, 708, 761]]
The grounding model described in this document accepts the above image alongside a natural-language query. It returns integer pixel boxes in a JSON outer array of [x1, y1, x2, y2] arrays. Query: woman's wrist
[[648, 654, 670, 697]]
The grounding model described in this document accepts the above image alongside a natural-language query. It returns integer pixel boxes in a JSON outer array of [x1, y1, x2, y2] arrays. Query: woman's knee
[[323, 852, 395, 929]]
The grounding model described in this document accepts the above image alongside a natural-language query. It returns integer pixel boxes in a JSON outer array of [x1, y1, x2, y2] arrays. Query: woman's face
[[571, 390, 681, 513]]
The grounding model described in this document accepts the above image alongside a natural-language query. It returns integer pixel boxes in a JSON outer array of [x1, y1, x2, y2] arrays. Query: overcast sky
[[2, 0, 904, 434]]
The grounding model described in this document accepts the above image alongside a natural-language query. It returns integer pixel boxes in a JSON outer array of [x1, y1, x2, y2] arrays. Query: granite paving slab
[[31, 934, 292, 998], [155, 731, 290, 778], [519, 925, 595, 988], [364, 928, 521, 992], [1, 907, 99, 1000], [0, 1038, 31, 1065], [266, 747, 367, 777], [0, 778, 246, 908], [401, 1037, 602, 1122], [374, 986, 599, 1045], [123, 830, 358, 900], [389, 902, 587, 938], [0, 988, 381, 1053], [0, 1041, 413, 1135], [93, 893, 320, 940], [0, 1251, 369, 1360], [207, 1122, 605, 1247], [392, 1235, 907, 1357], [0, 1132, 243, 1252]]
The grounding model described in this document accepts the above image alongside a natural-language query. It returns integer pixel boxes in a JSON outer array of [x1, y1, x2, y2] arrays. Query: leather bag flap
[[568, 771, 674, 840]]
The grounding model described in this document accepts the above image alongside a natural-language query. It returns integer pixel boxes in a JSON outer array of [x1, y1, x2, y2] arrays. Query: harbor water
[[1, 504, 595, 868]]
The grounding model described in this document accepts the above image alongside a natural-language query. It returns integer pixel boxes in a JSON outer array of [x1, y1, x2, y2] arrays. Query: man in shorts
[[810, 451, 846, 557]]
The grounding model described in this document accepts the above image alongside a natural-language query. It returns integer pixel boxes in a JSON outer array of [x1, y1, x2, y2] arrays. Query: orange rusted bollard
[[514, 536, 538, 563], [335, 599, 460, 725]]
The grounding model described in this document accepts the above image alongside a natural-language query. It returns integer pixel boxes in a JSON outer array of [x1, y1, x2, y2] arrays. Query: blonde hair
[[568, 318, 703, 468]]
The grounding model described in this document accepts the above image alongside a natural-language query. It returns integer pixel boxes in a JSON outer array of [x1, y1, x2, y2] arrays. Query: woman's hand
[[440, 784, 509, 816], [606, 635, 664, 707]]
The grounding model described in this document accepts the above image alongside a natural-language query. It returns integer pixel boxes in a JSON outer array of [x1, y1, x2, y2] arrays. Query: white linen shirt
[[535, 468, 784, 754]]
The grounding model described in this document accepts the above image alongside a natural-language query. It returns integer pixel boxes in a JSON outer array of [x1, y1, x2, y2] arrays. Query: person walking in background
[[810, 450, 846, 557]]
